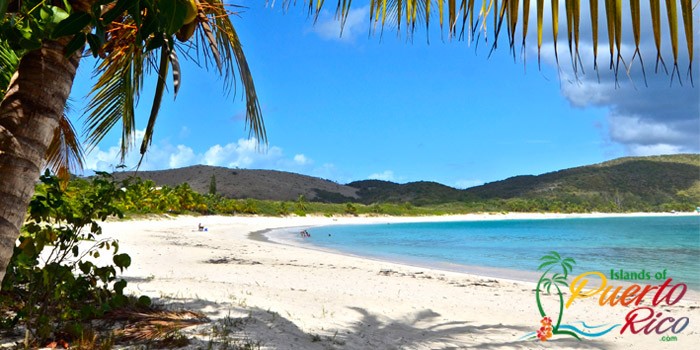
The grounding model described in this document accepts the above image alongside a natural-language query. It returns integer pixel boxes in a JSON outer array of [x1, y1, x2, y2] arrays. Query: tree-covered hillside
[[465, 154, 700, 211], [107, 154, 700, 212]]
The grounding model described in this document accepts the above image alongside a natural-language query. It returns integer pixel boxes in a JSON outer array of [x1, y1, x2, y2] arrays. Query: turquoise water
[[299, 216, 700, 289]]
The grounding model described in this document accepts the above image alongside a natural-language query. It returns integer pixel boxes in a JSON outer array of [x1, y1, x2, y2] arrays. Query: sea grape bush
[[0, 171, 146, 343]]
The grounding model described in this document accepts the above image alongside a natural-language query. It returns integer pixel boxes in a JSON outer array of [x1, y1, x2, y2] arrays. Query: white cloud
[[368, 170, 396, 182], [293, 154, 312, 165], [84, 131, 311, 173], [169, 145, 195, 168], [608, 115, 690, 146], [532, 2, 699, 156], [83, 145, 122, 172], [627, 144, 684, 157], [310, 6, 369, 42]]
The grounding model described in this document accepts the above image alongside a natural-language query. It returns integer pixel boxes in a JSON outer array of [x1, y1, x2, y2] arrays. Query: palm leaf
[[193, 0, 266, 143], [679, 0, 693, 84], [629, 0, 645, 82], [543, 278, 553, 293], [649, 0, 668, 74], [507, 0, 519, 52], [170, 47, 182, 97], [0, 40, 19, 97], [301, 1, 694, 81], [613, 0, 623, 73], [84, 19, 146, 162], [0, 0, 9, 19], [521, 0, 530, 50], [549, 251, 562, 260], [551, 0, 560, 65], [589, 0, 599, 71], [541, 251, 561, 261], [140, 38, 171, 161], [84, 55, 142, 160], [561, 262, 572, 275], [561, 257, 575, 273], [665, 0, 679, 79], [537, 260, 557, 270], [198, 11, 222, 72], [552, 274, 568, 288], [46, 109, 85, 182]]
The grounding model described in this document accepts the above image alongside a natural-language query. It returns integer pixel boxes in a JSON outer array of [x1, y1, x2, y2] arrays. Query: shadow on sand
[[148, 297, 616, 350]]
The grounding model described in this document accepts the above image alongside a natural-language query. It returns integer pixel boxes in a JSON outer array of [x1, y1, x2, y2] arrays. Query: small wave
[[558, 321, 621, 338], [519, 321, 620, 341]]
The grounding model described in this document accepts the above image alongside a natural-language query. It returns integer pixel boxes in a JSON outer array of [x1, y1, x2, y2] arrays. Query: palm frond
[[561, 262, 573, 276], [192, 0, 266, 144], [46, 108, 85, 182], [552, 273, 568, 287], [84, 0, 266, 163], [537, 260, 557, 270], [589, 0, 599, 71], [540, 251, 561, 262], [542, 278, 553, 293], [301, 0, 694, 80], [84, 20, 146, 161], [170, 45, 182, 97], [140, 38, 171, 161], [109, 308, 209, 342], [679, 0, 693, 83], [0, 40, 19, 97], [562, 257, 576, 274], [650, 0, 668, 74]]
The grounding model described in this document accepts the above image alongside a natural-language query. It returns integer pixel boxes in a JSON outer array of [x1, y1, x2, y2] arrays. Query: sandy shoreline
[[92, 213, 699, 349]]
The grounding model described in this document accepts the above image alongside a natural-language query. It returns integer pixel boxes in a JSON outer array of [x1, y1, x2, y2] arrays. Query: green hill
[[111, 165, 359, 202], [109, 154, 700, 212], [347, 180, 468, 205], [465, 154, 700, 211]]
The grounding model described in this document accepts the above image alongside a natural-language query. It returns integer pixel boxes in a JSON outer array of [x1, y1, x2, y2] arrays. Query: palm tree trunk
[[0, 38, 82, 285]]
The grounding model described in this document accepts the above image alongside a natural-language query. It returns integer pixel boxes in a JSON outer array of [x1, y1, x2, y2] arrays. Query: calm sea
[[274, 216, 700, 289]]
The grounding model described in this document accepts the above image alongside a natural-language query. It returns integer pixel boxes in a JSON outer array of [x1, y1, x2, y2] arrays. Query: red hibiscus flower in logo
[[536, 317, 554, 341]]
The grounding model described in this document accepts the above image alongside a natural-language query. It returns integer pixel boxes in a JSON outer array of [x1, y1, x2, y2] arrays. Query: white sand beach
[[94, 213, 699, 349]]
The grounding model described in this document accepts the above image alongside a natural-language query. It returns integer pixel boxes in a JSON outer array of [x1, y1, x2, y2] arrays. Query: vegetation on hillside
[[466, 155, 700, 212], [348, 180, 468, 205], [44, 155, 700, 217], [113, 155, 700, 213]]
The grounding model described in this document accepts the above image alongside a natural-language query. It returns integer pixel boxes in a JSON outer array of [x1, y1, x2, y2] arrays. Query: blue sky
[[70, 2, 699, 188]]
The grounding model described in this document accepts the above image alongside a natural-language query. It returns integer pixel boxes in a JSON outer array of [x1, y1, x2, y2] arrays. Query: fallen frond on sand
[[108, 308, 210, 343]]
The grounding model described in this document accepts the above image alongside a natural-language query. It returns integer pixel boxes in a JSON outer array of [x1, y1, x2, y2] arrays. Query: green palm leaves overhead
[[2, 1, 695, 177], [2, 0, 265, 173], [297, 0, 694, 80], [82, 0, 265, 166]]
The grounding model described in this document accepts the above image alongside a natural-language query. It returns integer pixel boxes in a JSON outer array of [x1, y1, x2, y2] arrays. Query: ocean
[[271, 215, 700, 290]]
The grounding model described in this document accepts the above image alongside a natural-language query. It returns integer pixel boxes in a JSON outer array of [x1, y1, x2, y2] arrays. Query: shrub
[[0, 172, 147, 345]]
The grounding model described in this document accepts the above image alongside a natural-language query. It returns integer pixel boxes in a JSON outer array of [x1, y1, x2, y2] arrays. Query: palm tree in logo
[[535, 251, 579, 340]]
